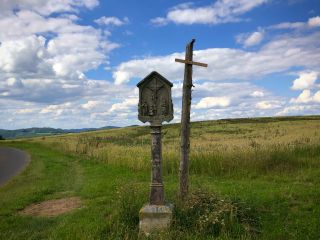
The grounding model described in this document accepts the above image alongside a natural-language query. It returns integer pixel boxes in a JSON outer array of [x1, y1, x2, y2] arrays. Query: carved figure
[[141, 101, 148, 116], [161, 97, 167, 115], [137, 71, 173, 124], [149, 104, 155, 116], [149, 95, 156, 116]]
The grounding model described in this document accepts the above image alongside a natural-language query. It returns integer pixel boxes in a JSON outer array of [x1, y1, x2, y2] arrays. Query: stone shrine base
[[139, 204, 173, 236]]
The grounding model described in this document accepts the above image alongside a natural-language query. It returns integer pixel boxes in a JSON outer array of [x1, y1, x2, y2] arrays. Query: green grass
[[1, 116, 320, 239], [0, 142, 143, 239]]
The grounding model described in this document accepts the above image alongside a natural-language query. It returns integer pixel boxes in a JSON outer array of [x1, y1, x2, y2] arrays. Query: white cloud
[[0, 1, 122, 106], [276, 105, 309, 116], [0, 10, 95, 41], [109, 98, 138, 112], [269, 21, 305, 30], [16, 108, 37, 114], [237, 16, 320, 50], [194, 97, 231, 109], [0, 35, 50, 74], [95, 16, 129, 26], [291, 71, 318, 90], [150, 17, 169, 26], [40, 102, 72, 116], [256, 100, 282, 109], [291, 89, 312, 103], [81, 100, 100, 110], [113, 32, 320, 85], [314, 91, 320, 102], [113, 53, 183, 85], [0, 14, 117, 80], [250, 91, 264, 97], [151, 0, 268, 25], [0, 0, 137, 129], [276, 104, 320, 116], [267, 16, 320, 30], [47, 32, 110, 77], [290, 89, 320, 104], [0, 0, 99, 16], [237, 31, 264, 47], [6, 78, 24, 88], [114, 71, 132, 85], [0, 78, 137, 129], [308, 16, 320, 27], [1, 1, 319, 129]]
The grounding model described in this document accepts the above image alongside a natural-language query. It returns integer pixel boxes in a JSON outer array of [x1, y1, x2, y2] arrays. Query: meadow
[[36, 116, 320, 177], [0, 116, 320, 239]]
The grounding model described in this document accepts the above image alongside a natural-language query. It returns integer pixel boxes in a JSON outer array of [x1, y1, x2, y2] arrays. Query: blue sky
[[0, 0, 319, 129]]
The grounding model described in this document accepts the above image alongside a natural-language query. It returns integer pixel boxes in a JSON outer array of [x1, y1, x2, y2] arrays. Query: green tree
[[0, 135, 5, 140]]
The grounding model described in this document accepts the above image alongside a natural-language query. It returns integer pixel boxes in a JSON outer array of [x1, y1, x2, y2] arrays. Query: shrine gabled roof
[[137, 71, 173, 87]]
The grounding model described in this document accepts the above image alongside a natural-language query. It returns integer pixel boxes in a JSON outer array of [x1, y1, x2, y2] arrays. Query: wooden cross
[[175, 39, 208, 199], [175, 58, 208, 68], [147, 78, 164, 104]]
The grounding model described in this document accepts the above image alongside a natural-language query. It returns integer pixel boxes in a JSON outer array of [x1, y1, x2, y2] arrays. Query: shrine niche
[[137, 71, 173, 125]]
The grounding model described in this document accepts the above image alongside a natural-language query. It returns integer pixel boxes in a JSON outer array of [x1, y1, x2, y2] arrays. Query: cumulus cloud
[[81, 100, 100, 110], [6, 78, 24, 88], [276, 105, 312, 116], [0, 35, 50, 75], [109, 98, 138, 112], [315, 91, 320, 102], [255, 100, 282, 109], [113, 32, 320, 85], [291, 71, 318, 90], [291, 90, 312, 103], [250, 91, 264, 97], [308, 16, 320, 27], [290, 90, 320, 104], [237, 16, 320, 51], [95, 16, 129, 26], [267, 16, 320, 30], [1, 0, 319, 129], [0, 0, 121, 106], [1, 79, 136, 129], [150, 0, 268, 25], [194, 97, 231, 109], [40, 102, 72, 116], [16, 108, 37, 114], [236, 30, 264, 47], [0, 0, 99, 16], [0, 9, 117, 43], [0, 0, 138, 129]]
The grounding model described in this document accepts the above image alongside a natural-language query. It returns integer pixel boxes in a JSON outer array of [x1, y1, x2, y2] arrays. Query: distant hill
[[0, 126, 119, 139]]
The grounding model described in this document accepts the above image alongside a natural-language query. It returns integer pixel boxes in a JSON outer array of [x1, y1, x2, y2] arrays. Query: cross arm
[[175, 58, 208, 68]]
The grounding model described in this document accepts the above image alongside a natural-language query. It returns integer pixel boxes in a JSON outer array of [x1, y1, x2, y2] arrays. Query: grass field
[[0, 116, 320, 239]]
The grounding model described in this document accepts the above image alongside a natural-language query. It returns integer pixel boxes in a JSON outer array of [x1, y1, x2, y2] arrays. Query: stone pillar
[[139, 124, 173, 236], [150, 125, 164, 205], [136, 71, 174, 236]]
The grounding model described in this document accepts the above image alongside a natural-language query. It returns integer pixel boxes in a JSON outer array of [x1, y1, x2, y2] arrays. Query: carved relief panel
[[137, 71, 174, 124]]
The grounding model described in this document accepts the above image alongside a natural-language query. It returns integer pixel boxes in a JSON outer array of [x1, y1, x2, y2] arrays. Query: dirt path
[[0, 147, 29, 186]]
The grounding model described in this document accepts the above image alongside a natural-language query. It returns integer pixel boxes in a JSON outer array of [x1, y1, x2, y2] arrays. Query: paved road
[[0, 147, 29, 186]]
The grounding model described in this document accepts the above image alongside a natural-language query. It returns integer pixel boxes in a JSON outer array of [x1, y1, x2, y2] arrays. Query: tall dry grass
[[32, 116, 320, 176]]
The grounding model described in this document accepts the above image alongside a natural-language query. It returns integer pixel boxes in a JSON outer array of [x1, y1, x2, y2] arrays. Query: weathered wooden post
[[137, 71, 174, 235], [175, 39, 208, 199]]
